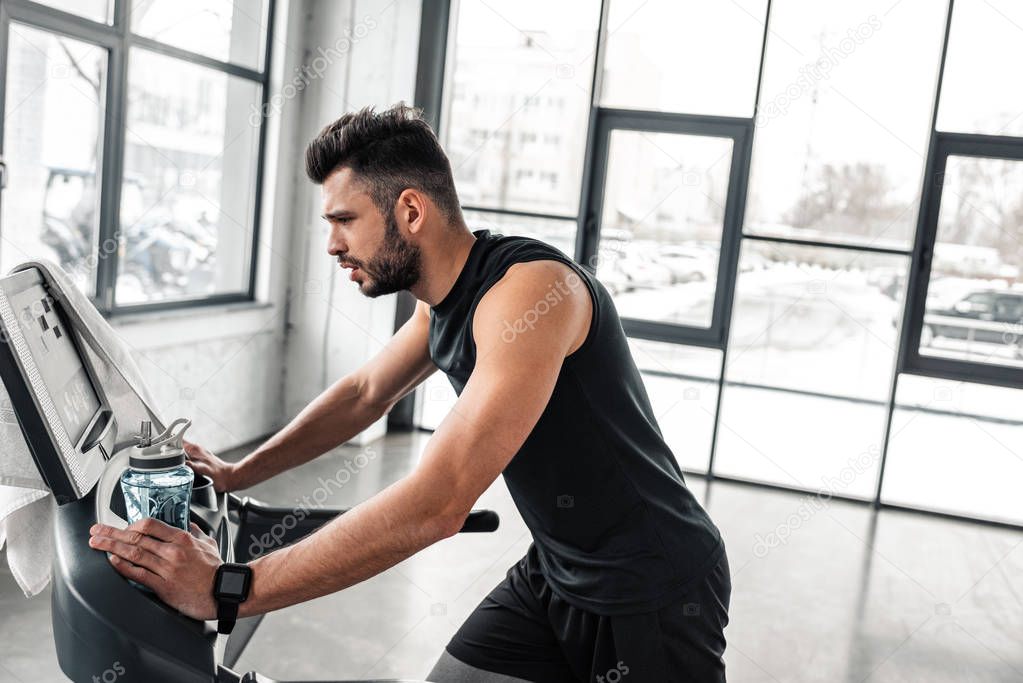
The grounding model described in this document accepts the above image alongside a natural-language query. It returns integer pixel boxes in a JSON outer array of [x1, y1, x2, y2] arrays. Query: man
[[89, 104, 730, 682]]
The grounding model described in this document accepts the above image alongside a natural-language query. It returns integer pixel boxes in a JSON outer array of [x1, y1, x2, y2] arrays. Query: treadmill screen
[[8, 283, 101, 444]]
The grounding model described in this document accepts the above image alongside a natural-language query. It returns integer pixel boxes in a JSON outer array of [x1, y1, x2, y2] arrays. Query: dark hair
[[305, 103, 462, 223]]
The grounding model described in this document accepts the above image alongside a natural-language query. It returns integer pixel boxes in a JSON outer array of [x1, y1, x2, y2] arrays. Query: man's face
[[321, 167, 422, 298]]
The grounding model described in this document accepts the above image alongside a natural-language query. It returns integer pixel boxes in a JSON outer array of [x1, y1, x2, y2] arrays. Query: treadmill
[[0, 267, 499, 683]]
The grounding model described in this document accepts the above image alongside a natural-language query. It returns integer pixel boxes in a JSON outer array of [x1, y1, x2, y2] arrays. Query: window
[[745, 0, 946, 249], [118, 48, 263, 304], [917, 155, 1023, 370], [1, 25, 108, 296], [594, 130, 733, 329], [33, 0, 114, 24], [937, 0, 1023, 137], [130, 1, 269, 70], [582, 110, 751, 349], [715, 241, 907, 498], [0, 0, 273, 313], [882, 375, 1023, 524], [463, 211, 576, 259], [418, 0, 1023, 529], [441, 0, 601, 217], [629, 339, 722, 473], [904, 136, 1023, 390], [600, 0, 767, 117]]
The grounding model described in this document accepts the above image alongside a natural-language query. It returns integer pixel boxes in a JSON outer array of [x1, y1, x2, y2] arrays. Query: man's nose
[[326, 226, 347, 257]]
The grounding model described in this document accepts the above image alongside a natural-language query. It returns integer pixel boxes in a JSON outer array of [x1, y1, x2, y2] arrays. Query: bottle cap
[[129, 418, 191, 471]]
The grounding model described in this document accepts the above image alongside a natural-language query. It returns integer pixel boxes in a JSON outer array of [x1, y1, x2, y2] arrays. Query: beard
[[351, 211, 422, 298]]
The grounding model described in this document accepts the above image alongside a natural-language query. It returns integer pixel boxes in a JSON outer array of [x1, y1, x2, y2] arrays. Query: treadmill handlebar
[[229, 495, 499, 563], [459, 509, 500, 532]]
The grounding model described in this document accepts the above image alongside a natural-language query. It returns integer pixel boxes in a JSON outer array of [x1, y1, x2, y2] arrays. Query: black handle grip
[[460, 509, 499, 533]]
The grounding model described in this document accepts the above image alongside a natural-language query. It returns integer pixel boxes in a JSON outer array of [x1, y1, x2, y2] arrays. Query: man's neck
[[411, 227, 477, 307]]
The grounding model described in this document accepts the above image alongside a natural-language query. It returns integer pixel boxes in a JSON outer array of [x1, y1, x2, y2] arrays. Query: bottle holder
[[190, 474, 217, 511]]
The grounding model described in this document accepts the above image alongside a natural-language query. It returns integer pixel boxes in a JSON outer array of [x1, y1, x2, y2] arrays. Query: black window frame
[[578, 108, 752, 350], [0, 0, 275, 315], [900, 132, 1023, 389]]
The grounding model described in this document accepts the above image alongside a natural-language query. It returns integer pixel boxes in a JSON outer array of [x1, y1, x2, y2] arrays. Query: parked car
[[42, 167, 217, 300], [617, 245, 673, 289], [920, 289, 1023, 356], [595, 245, 672, 294], [657, 245, 717, 284]]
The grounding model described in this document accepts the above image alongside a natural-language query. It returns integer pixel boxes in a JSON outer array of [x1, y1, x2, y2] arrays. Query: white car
[[658, 246, 717, 284]]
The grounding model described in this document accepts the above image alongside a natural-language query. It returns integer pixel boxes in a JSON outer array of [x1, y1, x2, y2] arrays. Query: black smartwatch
[[213, 563, 253, 635]]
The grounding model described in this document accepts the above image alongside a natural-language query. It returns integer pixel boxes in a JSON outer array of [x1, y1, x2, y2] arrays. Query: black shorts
[[446, 545, 731, 683]]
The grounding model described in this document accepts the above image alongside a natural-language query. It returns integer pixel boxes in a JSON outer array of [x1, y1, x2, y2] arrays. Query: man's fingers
[[185, 446, 209, 463], [188, 522, 211, 541], [90, 536, 166, 574], [129, 517, 185, 542], [189, 522, 219, 550], [90, 527, 177, 560], [90, 522, 181, 552], [188, 460, 212, 476], [108, 554, 165, 590]]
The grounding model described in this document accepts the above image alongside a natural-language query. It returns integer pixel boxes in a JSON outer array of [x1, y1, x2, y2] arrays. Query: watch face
[[216, 566, 250, 599]]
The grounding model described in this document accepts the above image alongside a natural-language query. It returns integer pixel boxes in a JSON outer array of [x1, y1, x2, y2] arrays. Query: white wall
[[104, 0, 424, 453]]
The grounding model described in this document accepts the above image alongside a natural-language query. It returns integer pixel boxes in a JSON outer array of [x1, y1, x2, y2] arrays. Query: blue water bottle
[[120, 418, 194, 530]]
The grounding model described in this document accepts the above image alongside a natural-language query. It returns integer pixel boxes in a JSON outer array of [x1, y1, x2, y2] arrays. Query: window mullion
[[93, 34, 127, 313]]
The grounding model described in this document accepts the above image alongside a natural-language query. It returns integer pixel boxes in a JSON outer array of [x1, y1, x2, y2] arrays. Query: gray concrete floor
[[1, 431, 1021, 682]]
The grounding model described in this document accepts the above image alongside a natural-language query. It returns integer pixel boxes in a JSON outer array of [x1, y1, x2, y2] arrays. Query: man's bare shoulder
[[472, 259, 593, 355]]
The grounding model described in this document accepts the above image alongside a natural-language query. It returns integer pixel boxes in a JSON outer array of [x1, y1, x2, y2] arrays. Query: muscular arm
[[229, 300, 437, 489], [240, 260, 591, 615], [91, 260, 592, 620]]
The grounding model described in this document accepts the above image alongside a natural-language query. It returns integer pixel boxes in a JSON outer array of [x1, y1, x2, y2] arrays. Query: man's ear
[[398, 189, 427, 234]]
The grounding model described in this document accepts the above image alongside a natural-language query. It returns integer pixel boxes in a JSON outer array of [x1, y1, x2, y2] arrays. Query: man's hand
[[184, 441, 240, 492], [89, 518, 223, 621]]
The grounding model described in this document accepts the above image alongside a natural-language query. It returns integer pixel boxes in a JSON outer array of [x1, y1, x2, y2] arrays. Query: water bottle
[[120, 418, 194, 531]]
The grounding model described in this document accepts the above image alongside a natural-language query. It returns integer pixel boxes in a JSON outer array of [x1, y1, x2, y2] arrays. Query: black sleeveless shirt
[[428, 230, 723, 615]]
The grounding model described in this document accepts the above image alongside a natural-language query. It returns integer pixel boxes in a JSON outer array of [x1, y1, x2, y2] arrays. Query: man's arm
[[89, 260, 592, 620], [188, 300, 437, 491]]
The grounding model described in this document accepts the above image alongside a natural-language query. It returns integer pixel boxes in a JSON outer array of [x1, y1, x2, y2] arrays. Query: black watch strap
[[213, 562, 252, 635], [217, 599, 240, 635]]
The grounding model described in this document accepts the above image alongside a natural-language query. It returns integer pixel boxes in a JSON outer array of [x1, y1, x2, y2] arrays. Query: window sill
[[110, 299, 273, 326], [109, 300, 280, 350]]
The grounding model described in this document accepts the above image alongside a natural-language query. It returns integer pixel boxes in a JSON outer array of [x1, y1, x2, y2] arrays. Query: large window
[[414, 0, 1023, 528], [599, 0, 766, 117], [745, 0, 945, 249], [936, 0, 1023, 137], [0, 0, 272, 313], [915, 153, 1023, 373], [902, 0, 1023, 389], [595, 130, 733, 329], [1, 24, 107, 296], [441, 0, 600, 217], [882, 375, 1023, 524], [716, 242, 907, 499]]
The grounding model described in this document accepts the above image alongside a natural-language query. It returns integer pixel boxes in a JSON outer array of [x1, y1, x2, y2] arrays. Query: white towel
[[0, 488, 53, 596], [0, 260, 164, 596]]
